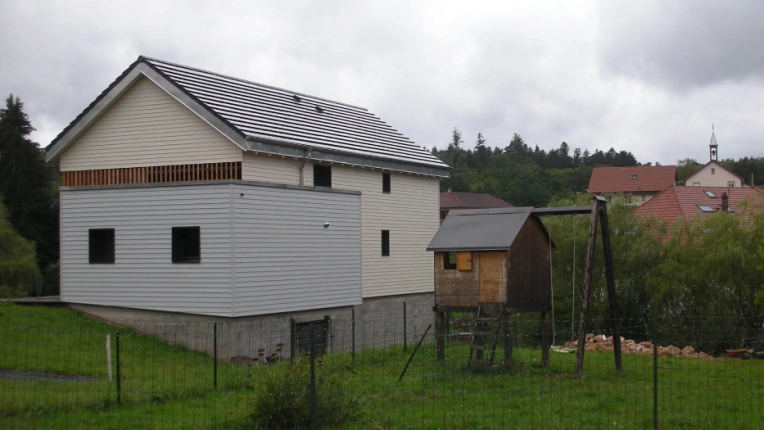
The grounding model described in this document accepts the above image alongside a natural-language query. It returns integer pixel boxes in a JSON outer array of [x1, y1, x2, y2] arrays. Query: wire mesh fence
[[1, 304, 763, 429]]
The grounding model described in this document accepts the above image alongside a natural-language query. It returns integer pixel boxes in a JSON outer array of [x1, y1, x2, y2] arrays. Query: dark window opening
[[440, 210, 448, 220], [443, 252, 457, 270], [172, 227, 200, 263], [381, 230, 390, 257], [383, 172, 391, 193], [313, 165, 331, 187], [89, 229, 115, 264]]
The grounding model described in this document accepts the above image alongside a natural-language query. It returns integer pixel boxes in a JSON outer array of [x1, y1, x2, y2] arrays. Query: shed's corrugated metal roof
[[427, 207, 549, 251], [46, 56, 450, 177]]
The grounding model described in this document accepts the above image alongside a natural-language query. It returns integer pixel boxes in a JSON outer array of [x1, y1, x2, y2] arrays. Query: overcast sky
[[2, 0, 763, 166]]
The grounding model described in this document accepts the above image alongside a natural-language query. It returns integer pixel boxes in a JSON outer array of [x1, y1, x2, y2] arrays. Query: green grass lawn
[[1, 302, 763, 429]]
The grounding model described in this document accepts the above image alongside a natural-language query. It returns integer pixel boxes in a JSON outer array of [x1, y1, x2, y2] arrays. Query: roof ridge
[[140, 56, 368, 111]]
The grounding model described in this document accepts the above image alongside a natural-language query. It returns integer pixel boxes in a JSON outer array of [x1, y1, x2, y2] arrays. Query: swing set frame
[[536, 195, 621, 377]]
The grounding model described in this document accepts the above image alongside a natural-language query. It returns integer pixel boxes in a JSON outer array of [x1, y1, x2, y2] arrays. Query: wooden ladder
[[467, 305, 504, 368]]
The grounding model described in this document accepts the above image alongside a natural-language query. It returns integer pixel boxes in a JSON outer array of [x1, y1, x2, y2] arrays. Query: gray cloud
[[597, 1, 764, 91], [1, 0, 763, 166]]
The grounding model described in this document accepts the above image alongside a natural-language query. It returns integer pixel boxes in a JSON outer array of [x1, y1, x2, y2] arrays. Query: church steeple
[[709, 124, 718, 162]]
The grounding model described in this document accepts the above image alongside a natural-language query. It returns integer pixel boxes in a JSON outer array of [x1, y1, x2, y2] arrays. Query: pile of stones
[[552, 334, 714, 359]]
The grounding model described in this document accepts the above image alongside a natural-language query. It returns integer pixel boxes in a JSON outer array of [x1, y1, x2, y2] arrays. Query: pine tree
[[0, 95, 58, 295]]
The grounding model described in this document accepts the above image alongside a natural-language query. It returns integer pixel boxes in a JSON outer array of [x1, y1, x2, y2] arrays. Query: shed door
[[479, 252, 506, 303]]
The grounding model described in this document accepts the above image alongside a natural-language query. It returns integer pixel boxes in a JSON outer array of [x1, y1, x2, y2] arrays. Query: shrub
[[248, 354, 362, 429]]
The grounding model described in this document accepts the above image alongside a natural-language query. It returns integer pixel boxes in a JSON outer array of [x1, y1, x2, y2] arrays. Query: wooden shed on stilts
[[427, 196, 622, 376]]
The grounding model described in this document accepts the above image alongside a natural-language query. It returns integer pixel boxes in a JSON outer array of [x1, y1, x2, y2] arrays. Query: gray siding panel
[[60, 181, 361, 318], [60, 184, 235, 316], [231, 183, 362, 316]]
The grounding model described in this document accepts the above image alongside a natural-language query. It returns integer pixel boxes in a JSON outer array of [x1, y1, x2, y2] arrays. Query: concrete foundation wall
[[71, 292, 434, 362]]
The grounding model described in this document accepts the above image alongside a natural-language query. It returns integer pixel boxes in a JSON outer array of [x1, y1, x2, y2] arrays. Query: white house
[[45, 56, 450, 357], [684, 128, 745, 188]]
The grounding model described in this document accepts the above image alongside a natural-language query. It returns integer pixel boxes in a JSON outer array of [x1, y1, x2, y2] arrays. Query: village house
[[633, 185, 764, 231], [439, 191, 512, 221], [683, 129, 745, 188], [587, 165, 677, 205], [45, 56, 450, 357]]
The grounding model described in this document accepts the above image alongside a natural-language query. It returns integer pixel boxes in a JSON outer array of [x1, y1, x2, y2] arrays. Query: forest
[[434, 127, 764, 207]]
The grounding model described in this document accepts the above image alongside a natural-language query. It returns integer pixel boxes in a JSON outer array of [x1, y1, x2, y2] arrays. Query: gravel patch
[[0, 369, 100, 382]]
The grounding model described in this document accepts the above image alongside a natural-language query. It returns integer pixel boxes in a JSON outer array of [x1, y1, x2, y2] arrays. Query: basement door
[[479, 252, 506, 304]]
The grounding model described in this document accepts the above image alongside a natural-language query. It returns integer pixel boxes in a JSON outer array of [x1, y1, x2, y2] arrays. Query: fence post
[[351, 307, 356, 363], [652, 321, 658, 430], [403, 301, 407, 352], [290, 317, 295, 361], [115, 331, 121, 404], [213, 323, 218, 390], [309, 325, 317, 430]]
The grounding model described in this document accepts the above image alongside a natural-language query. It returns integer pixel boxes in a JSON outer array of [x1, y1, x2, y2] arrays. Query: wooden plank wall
[[62, 162, 242, 186]]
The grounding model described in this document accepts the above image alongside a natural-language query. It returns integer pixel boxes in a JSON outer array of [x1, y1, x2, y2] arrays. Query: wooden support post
[[575, 197, 600, 377], [598, 198, 622, 372], [503, 311, 513, 368], [541, 310, 549, 368], [435, 311, 445, 361]]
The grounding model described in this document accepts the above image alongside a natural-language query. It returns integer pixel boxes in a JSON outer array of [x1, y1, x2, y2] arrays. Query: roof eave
[[244, 135, 450, 178], [45, 59, 249, 163]]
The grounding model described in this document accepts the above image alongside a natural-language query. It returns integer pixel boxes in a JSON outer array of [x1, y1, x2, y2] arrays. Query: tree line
[[434, 127, 764, 207], [0, 95, 59, 298]]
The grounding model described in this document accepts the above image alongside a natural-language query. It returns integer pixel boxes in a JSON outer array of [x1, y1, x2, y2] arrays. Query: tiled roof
[[633, 186, 764, 225], [588, 166, 676, 194], [46, 56, 450, 177], [440, 192, 513, 210]]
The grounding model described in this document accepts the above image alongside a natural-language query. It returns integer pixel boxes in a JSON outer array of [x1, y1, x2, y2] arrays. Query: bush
[[248, 354, 362, 429]]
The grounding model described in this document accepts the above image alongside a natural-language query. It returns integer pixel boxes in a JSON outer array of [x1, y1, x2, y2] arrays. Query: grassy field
[[1, 303, 763, 429]]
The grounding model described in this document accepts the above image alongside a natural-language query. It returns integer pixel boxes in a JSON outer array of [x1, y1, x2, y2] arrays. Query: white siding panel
[[60, 77, 242, 171], [330, 165, 440, 298], [232, 184, 362, 316], [60, 184, 235, 316], [241, 153, 300, 185]]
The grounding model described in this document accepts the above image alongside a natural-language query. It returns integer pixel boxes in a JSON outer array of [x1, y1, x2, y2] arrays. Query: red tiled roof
[[633, 186, 764, 226], [588, 166, 677, 194], [440, 192, 513, 210]]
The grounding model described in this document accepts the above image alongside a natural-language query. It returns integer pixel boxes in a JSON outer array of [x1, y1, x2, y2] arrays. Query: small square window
[[313, 165, 331, 187], [443, 252, 457, 270], [728, 181, 735, 188], [172, 227, 200, 263], [381, 230, 390, 257], [711, 168, 716, 175], [382, 172, 391, 193], [89, 229, 115, 264], [692, 182, 701, 187]]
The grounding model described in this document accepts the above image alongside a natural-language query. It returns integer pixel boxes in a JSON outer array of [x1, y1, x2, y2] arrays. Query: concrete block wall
[[70, 292, 434, 361]]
